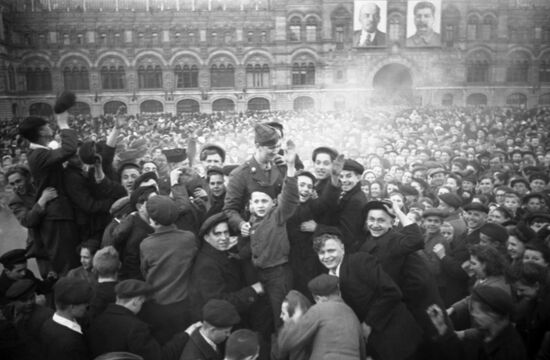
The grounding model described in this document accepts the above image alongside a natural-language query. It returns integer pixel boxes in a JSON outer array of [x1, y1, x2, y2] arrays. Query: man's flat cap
[[6, 279, 36, 300], [308, 274, 339, 297], [199, 213, 229, 239], [343, 159, 364, 175], [422, 208, 449, 219], [0, 249, 27, 267], [438, 193, 463, 209], [312, 147, 338, 161], [471, 285, 513, 316], [115, 279, 154, 299], [54, 277, 93, 305], [463, 202, 489, 213], [363, 200, 396, 218], [202, 299, 241, 327]]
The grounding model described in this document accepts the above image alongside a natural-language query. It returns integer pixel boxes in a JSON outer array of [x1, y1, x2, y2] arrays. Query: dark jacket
[[88, 303, 189, 360], [189, 242, 258, 320], [113, 213, 154, 281], [40, 317, 88, 360], [223, 156, 285, 232], [179, 328, 221, 360], [338, 252, 422, 360], [88, 281, 117, 319], [440, 235, 470, 306], [337, 183, 368, 252], [250, 176, 299, 269]]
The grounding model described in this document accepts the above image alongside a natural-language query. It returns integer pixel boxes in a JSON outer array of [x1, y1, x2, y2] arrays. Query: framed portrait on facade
[[353, 0, 387, 48], [406, 0, 441, 47]]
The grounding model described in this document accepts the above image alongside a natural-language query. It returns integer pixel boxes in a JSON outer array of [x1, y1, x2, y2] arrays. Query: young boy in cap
[[140, 195, 198, 341], [40, 277, 93, 360], [223, 123, 285, 238], [181, 299, 241, 360], [278, 274, 365, 360], [244, 144, 299, 327], [224, 329, 260, 360], [88, 279, 192, 360]]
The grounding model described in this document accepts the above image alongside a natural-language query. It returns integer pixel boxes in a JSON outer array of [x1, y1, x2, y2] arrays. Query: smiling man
[[313, 229, 422, 360]]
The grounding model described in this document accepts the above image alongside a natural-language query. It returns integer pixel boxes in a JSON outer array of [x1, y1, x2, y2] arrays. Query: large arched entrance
[[372, 64, 413, 105]]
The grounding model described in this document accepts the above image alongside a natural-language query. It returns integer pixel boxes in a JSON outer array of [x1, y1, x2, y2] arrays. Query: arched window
[[100, 61, 126, 90], [467, 15, 480, 41], [25, 66, 52, 91], [442, 6, 460, 46], [68, 102, 91, 116], [481, 15, 496, 40], [289, 17, 302, 42], [539, 58, 550, 83], [466, 51, 491, 83], [539, 93, 550, 105], [63, 66, 89, 90], [466, 93, 487, 106], [331, 7, 351, 49], [442, 93, 453, 106], [212, 98, 235, 112], [245, 59, 270, 88], [138, 64, 163, 89], [29, 103, 53, 117], [248, 97, 270, 111], [506, 93, 527, 106], [292, 62, 315, 86], [293, 96, 314, 111], [175, 64, 199, 88], [177, 99, 200, 114], [104, 101, 126, 114], [140, 100, 164, 113], [7, 65, 15, 91], [305, 17, 318, 42], [211, 63, 235, 88], [506, 52, 530, 82]]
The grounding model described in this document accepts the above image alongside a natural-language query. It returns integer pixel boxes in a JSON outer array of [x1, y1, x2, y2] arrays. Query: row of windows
[[442, 93, 550, 106], [22, 63, 314, 91], [466, 62, 550, 83]]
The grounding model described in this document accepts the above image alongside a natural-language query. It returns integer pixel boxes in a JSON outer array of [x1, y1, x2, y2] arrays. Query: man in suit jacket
[[313, 230, 422, 360], [180, 299, 241, 360], [88, 279, 190, 360], [354, 2, 387, 47], [40, 277, 93, 360], [18, 92, 80, 274]]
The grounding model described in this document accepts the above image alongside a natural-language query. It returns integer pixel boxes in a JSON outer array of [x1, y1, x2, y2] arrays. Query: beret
[[146, 195, 179, 226], [308, 274, 339, 296], [115, 279, 153, 299], [463, 202, 489, 213], [427, 167, 447, 178], [129, 185, 157, 210], [471, 285, 514, 316], [54, 277, 93, 305], [206, 166, 225, 178], [479, 223, 508, 243], [422, 208, 449, 219], [202, 299, 241, 327], [510, 178, 530, 189], [162, 148, 187, 163], [6, 279, 36, 300], [19, 116, 48, 141], [254, 123, 280, 147], [201, 144, 226, 163], [526, 212, 550, 224], [132, 171, 158, 191], [438, 193, 463, 209], [53, 91, 76, 114], [110, 196, 131, 217], [225, 329, 259, 360], [343, 159, 364, 175], [529, 172, 549, 184], [199, 213, 229, 239], [0, 249, 27, 267], [312, 147, 338, 161], [363, 200, 396, 218], [296, 170, 316, 184]]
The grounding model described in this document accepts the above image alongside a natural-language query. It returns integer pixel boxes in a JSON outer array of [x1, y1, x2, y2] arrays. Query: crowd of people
[[1, 90, 550, 360]]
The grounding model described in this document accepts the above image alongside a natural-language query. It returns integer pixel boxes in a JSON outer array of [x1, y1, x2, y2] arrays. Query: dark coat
[[40, 317, 88, 360], [440, 235, 470, 307], [338, 252, 422, 360], [287, 181, 340, 297], [0, 269, 53, 306], [354, 29, 387, 46], [179, 328, 221, 360], [337, 183, 368, 252], [26, 129, 80, 273], [189, 242, 258, 320], [88, 281, 117, 319], [112, 213, 154, 281], [88, 303, 188, 360], [4, 304, 53, 360], [223, 156, 285, 231]]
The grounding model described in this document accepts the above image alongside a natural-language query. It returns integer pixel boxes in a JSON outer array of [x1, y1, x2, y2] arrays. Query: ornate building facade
[[0, 0, 549, 117]]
